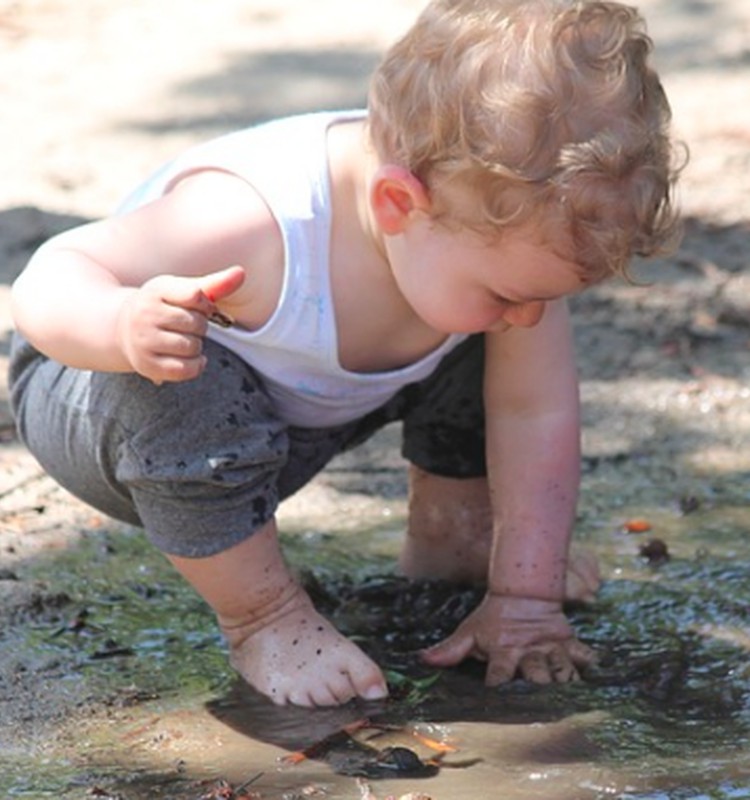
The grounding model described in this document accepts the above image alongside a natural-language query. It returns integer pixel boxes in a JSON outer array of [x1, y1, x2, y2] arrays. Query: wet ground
[[2, 0, 750, 798], [1, 490, 750, 799]]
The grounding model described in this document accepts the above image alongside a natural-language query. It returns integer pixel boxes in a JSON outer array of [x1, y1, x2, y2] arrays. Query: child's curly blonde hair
[[368, 0, 683, 281]]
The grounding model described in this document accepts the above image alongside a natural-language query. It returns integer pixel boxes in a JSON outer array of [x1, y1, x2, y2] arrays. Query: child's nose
[[502, 300, 546, 328]]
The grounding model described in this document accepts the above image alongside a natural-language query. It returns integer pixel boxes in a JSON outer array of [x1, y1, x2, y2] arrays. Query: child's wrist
[[484, 592, 563, 616]]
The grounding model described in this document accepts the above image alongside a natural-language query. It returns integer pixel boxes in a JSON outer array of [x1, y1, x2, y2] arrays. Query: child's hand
[[116, 265, 245, 383], [420, 594, 595, 684]]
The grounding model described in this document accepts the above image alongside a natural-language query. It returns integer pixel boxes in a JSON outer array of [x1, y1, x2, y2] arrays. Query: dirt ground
[[1, 0, 750, 797]]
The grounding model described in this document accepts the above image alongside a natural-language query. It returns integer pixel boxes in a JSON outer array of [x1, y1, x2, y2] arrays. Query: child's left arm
[[423, 298, 595, 683]]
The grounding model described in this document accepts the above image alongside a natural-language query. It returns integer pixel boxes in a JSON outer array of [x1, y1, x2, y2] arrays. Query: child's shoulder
[[119, 109, 366, 217]]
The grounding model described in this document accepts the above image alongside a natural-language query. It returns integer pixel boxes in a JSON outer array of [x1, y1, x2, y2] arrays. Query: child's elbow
[[10, 271, 32, 332], [10, 263, 52, 344]]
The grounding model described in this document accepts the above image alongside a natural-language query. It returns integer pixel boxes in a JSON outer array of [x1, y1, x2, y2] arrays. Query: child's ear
[[370, 165, 431, 235]]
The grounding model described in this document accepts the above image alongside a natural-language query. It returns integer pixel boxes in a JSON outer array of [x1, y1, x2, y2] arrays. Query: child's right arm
[[12, 228, 244, 382], [11, 171, 280, 383]]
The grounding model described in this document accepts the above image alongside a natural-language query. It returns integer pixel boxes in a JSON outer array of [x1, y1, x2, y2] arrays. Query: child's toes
[[314, 670, 356, 706], [287, 685, 326, 707], [315, 662, 385, 706], [351, 664, 388, 702], [306, 680, 352, 708]]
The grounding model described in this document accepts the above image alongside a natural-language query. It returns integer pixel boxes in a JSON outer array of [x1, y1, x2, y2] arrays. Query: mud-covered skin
[[399, 465, 600, 683], [400, 467, 601, 601], [168, 522, 389, 708]]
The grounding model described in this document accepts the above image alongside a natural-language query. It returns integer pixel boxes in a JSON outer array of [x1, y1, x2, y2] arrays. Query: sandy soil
[[1, 0, 750, 796]]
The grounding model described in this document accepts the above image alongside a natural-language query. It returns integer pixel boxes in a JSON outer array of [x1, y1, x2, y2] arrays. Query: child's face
[[389, 218, 587, 334]]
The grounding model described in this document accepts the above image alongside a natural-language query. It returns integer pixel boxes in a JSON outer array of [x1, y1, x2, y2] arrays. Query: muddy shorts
[[9, 334, 485, 558]]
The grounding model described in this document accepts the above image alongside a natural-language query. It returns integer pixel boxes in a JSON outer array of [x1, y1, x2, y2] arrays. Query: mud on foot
[[227, 597, 389, 707]]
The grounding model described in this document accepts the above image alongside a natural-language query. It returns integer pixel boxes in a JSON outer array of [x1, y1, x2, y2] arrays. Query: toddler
[[9, 0, 680, 707]]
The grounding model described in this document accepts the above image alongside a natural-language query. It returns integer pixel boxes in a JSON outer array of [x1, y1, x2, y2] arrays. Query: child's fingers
[[567, 637, 597, 667], [199, 264, 246, 304], [484, 648, 522, 685], [516, 649, 557, 684], [420, 628, 475, 668], [201, 266, 245, 327], [160, 353, 207, 382], [546, 646, 579, 682], [144, 267, 245, 317], [143, 352, 207, 384], [131, 328, 208, 383], [489, 645, 578, 685], [516, 647, 580, 684]]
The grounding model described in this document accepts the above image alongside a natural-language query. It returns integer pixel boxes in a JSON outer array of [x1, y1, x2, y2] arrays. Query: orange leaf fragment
[[410, 732, 458, 754], [623, 518, 652, 533]]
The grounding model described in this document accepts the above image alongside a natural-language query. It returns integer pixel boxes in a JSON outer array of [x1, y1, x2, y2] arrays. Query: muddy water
[[2, 472, 750, 800]]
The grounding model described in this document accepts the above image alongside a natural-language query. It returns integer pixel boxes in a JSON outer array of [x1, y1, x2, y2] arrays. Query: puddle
[[1, 477, 750, 799]]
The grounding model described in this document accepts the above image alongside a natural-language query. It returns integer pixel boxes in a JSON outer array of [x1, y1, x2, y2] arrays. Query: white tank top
[[119, 111, 466, 427]]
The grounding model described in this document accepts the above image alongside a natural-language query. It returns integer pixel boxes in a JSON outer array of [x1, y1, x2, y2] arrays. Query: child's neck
[[327, 119, 385, 263], [326, 119, 449, 373]]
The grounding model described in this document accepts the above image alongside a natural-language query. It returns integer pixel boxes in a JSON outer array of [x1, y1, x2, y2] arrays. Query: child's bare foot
[[562, 548, 601, 603], [166, 520, 388, 708], [399, 465, 601, 602], [225, 586, 389, 707], [401, 535, 600, 602]]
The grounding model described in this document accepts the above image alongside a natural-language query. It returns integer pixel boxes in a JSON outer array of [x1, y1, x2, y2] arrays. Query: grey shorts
[[9, 334, 485, 557]]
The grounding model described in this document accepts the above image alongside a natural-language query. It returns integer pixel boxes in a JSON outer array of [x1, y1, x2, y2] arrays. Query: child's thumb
[[419, 629, 474, 668], [200, 265, 246, 304]]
